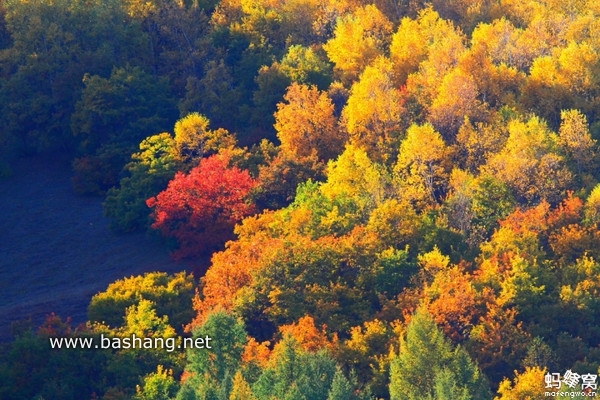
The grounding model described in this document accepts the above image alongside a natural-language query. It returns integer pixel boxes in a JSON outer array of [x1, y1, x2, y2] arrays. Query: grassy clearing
[[0, 156, 190, 340]]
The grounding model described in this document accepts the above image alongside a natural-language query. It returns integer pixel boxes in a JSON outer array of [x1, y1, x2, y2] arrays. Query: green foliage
[[252, 336, 337, 400], [239, 235, 374, 333], [178, 311, 247, 400], [88, 272, 195, 333], [0, 319, 112, 400], [8, 0, 600, 398], [280, 45, 333, 90], [327, 367, 354, 400], [135, 365, 179, 400], [179, 60, 242, 132], [72, 66, 177, 154], [0, 0, 147, 156], [389, 308, 491, 400], [103, 133, 182, 232], [71, 66, 178, 194], [252, 151, 325, 211], [372, 247, 417, 296], [250, 63, 292, 135]]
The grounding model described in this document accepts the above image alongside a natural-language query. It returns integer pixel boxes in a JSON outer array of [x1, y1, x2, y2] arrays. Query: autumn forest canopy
[[3, 0, 600, 398]]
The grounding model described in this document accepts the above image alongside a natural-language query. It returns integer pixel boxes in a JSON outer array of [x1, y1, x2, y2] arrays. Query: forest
[[1, 0, 600, 398]]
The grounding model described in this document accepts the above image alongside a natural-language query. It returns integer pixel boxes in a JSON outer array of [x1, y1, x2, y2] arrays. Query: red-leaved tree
[[146, 155, 256, 259]]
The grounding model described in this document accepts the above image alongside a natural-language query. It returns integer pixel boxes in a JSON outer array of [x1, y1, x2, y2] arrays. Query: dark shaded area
[[0, 156, 194, 341]]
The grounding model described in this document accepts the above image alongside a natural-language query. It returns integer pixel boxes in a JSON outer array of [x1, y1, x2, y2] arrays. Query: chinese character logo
[[581, 374, 598, 391], [545, 372, 561, 390], [562, 370, 581, 388], [545, 370, 598, 393]]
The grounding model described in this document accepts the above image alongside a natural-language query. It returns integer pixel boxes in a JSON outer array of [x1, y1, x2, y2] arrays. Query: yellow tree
[[454, 116, 509, 173], [401, 11, 467, 119], [584, 184, 600, 227], [524, 42, 600, 126], [483, 116, 572, 204], [320, 143, 389, 217], [229, 371, 255, 400], [428, 67, 486, 138], [458, 26, 527, 110], [173, 113, 236, 162], [389, 7, 461, 85], [394, 123, 451, 207], [342, 57, 406, 164], [323, 4, 392, 84], [557, 109, 597, 176], [274, 83, 346, 162], [495, 367, 547, 400], [470, 18, 529, 71]]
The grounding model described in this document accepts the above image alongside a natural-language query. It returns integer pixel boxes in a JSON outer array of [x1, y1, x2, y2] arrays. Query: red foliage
[[147, 155, 256, 259], [37, 313, 72, 337]]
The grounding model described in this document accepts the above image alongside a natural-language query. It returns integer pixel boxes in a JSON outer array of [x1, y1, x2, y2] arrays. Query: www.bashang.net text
[[49, 334, 212, 353]]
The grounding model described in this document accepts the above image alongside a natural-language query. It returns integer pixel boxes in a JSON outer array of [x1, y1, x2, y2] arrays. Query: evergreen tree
[[177, 311, 247, 400], [327, 367, 353, 400], [252, 336, 337, 400], [389, 308, 491, 400]]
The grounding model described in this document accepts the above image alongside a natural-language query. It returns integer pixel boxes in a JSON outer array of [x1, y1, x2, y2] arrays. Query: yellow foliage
[[323, 4, 392, 84], [418, 246, 450, 277], [389, 7, 462, 84], [173, 113, 236, 161], [394, 123, 450, 206], [495, 367, 547, 400], [403, 12, 467, 111], [321, 144, 388, 213], [483, 117, 572, 203], [560, 255, 600, 310], [455, 117, 509, 172], [345, 319, 390, 355], [342, 57, 405, 163], [428, 67, 485, 137], [274, 83, 346, 161], [584, 184, 600, 226], [366, 199, 420, 248], [123, 299, 176, 338], [558, 109, 597, 174], [230, 370, 256, 400]]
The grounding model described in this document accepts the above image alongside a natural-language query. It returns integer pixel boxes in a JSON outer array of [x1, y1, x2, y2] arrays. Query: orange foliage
[[467, 301, 529, 375], [546, 191, 583, 230], [498, 201, 550, 235], [242, 337, 272, 369], [422, 266, 488, 342], [278, 315, 337, 353], [190, 235, 282, 328], [274, 83, 346, 162], [548, 224, 596, 263]]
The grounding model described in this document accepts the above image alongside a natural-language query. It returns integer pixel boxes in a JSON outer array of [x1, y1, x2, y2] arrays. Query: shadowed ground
[[0, 156, 190, 341]]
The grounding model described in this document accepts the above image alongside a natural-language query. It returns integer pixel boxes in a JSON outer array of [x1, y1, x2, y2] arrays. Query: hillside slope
[[0, 156, 187, 340]]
